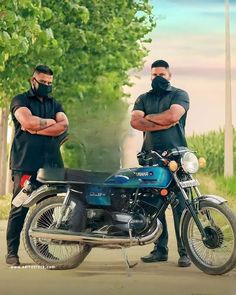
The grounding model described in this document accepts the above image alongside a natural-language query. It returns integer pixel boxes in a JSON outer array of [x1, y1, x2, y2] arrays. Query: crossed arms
[[14, 107, 69, 136], [130, 104, 185, 132], [15, 103, 184, 136]]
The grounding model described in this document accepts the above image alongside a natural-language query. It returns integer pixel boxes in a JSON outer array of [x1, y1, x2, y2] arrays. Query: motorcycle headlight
[[181, 152, 199, 174]]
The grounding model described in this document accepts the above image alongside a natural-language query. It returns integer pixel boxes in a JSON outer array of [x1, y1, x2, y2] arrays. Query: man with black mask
[[130, 60, 191, 267], [6, 65, 69, 266]]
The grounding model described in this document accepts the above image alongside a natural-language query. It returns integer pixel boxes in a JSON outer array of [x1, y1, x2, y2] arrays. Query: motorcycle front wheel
[[182, 200, 236, 275], [23, 195, 91, 270]]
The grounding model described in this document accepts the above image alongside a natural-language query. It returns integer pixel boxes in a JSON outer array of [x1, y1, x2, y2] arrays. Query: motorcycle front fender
[[22, 184, 67, 208], [195, 194, 227, 205], [179, 194, 227, 236]]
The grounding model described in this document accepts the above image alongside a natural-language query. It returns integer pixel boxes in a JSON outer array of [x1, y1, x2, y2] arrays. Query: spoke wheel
[[23, 196, 91, 270], [182, 200, 236, 275]]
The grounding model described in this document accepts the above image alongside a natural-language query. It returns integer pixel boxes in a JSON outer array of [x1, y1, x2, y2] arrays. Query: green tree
[[0, 0, 63, 101]]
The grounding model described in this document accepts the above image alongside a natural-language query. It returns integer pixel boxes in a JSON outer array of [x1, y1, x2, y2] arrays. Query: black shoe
[[178, 255, 191, 267], [141, 251, 168, 263], [6, 254, 20, 266]]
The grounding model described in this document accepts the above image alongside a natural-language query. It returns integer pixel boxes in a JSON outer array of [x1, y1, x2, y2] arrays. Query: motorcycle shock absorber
[[55, 185, 71, 229]]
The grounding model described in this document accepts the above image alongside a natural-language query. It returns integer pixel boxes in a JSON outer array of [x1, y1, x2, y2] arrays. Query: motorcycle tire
[[182, 200, 236, 275], [23, 195, 91, 270]]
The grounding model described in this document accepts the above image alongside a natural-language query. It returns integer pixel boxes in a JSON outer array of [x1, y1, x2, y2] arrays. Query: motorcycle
[[15, 147, 236, 274]]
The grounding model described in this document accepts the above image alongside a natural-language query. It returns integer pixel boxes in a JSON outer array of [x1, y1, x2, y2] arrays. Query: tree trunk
[[0, 108, 9, 196], [6, 122, 14, 195], [0, 108, 4, 195]]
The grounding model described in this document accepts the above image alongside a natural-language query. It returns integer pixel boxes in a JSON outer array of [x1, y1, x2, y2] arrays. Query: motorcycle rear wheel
[[182, 200, 236, 275], [23, 195, 91, 270]]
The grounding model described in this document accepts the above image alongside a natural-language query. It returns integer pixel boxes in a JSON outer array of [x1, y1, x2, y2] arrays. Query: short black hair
[[33, 64, 53, 76], [151, 60, 169, 69]]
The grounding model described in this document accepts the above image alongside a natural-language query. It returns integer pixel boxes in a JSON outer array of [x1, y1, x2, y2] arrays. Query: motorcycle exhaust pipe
[[29, 219, 162, 247]]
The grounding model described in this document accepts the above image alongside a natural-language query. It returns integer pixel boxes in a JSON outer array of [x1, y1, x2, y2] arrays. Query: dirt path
[[0, 211, 235, 295]]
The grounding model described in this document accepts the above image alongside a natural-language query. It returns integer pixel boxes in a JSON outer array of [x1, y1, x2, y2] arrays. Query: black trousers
[[154, 192, 187, 257], [6, 171, 36, 256]]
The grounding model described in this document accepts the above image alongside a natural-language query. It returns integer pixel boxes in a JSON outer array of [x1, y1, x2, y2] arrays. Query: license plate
[[180, 179, 199, 188]]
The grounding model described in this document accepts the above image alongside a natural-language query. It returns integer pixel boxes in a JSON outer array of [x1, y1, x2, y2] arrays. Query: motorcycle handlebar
[[137, 150, 168, 167], [137, 147, 190, 167]]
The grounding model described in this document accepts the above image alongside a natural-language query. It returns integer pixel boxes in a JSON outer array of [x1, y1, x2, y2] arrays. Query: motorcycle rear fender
[[180, 194, 227, 236], [22, 184, 67, 207]]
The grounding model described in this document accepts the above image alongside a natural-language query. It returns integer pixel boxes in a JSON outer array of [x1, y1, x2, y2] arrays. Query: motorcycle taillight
[[20, 175, 31, 188]]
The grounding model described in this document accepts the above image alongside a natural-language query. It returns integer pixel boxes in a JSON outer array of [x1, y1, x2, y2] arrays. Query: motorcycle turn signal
[[168, 160, 178, 172], [198, 157, 207, 168], [160, 189, 168, 197]]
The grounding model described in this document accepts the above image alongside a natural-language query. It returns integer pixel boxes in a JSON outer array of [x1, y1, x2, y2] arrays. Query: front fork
[[172, 173, 208, 240]]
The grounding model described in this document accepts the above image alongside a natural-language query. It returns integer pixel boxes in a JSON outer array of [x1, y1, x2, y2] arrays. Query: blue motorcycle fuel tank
[[104, 166, 173, 188], [85, 166, 173, 206]]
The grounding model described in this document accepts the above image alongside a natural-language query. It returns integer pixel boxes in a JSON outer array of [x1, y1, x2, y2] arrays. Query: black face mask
[[151, 76, 171, 93], [33, 79, 52, 97]]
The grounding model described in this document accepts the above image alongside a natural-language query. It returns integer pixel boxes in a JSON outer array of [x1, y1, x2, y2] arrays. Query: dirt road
[[0, 211, 236, 295]]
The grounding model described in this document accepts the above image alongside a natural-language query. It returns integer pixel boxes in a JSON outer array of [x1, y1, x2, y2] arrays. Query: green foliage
[[0, 0, 62, 105], [216, 175, 236, 197], [196, 173, 236, 212], [39, 0, 155, 103], [187, 129, 236, 175]]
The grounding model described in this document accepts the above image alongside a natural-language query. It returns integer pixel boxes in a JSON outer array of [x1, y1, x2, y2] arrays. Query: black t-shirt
[[133, 86, 189, 152], [10, 89, 65, 172]]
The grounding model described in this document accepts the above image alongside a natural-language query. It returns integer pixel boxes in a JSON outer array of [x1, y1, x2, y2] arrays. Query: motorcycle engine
[[111, 212, 147, 234], [86, 188, 149, 235]]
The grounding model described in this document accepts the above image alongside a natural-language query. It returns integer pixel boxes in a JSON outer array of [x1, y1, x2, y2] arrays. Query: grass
[[0, 194, 11, 220], [187, 129, 236, 176], [187, 129, 236, 212], [215, 175, 236, 212], [216, 175, 236, 197], [195, 173, 236, 212]]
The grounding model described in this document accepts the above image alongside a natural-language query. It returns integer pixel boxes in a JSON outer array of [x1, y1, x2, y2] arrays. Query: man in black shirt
[[6, 65, 69, 266], [130, 60, 191, 267]]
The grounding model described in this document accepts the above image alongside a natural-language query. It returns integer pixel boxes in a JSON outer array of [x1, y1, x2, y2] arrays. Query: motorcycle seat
[[36, 168, 111, 184]]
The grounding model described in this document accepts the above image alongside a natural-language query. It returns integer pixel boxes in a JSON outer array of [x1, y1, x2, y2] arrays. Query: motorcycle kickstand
[[120, 247, 138, 277]]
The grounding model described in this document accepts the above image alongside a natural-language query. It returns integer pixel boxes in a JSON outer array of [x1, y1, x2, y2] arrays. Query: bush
[[0, 195, 11, 220]]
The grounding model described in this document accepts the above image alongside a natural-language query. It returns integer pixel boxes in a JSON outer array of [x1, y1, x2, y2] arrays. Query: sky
[[126, 0, 236, 135]]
